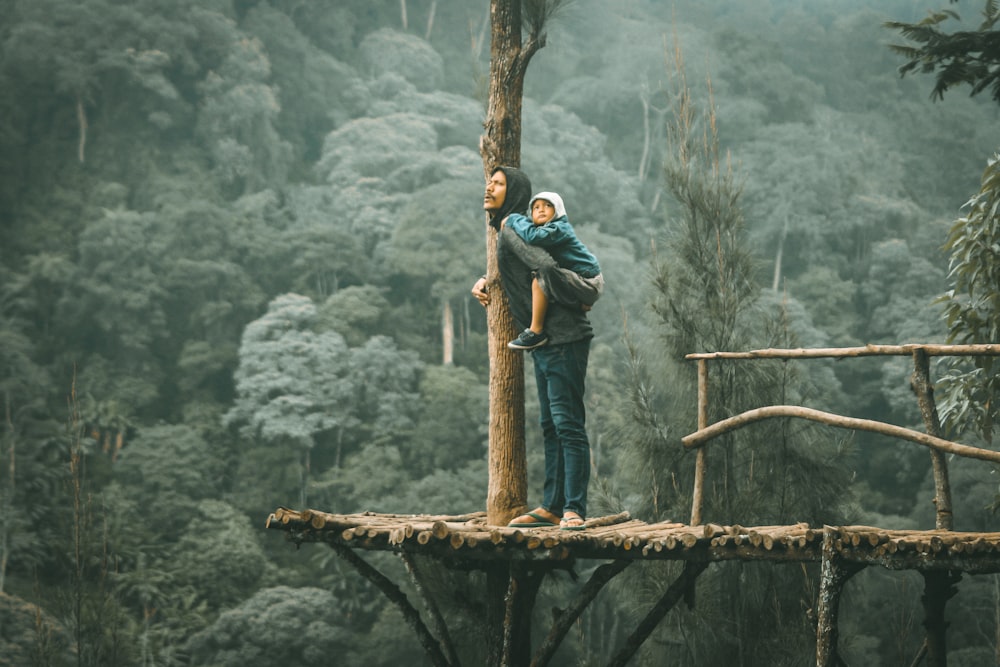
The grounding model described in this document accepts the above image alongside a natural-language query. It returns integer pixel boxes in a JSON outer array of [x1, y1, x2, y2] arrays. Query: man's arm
[[499, 225, 559, 271]]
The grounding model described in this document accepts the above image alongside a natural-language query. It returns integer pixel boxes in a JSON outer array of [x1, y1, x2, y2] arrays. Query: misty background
[[1, 0, 998, 665]]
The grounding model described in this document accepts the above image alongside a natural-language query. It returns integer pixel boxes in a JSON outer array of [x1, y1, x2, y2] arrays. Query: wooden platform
[[266, 508, 1000, 573]]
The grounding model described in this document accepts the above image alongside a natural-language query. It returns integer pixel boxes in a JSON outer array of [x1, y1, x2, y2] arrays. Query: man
[[471, 166, 594, 530]]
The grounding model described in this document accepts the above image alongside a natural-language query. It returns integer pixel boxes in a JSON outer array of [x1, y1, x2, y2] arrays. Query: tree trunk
[[479, 4, 551, 664], [76, 97, 88, 163], [299, 447, 310, 508], [442, 298, 454, 365], [480, 0, 545, 528], [772, 213, 788, 292], [425, 0, 437, 39], [0, 393, 13, 594]]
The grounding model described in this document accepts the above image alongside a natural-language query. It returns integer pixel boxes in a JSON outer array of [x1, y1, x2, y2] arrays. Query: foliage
[[1, 0, 998, 663], [226, 294, 352, 450], [167, 500, 273, 613], [886, 1, 1000, 102], [359, 28, 444, 92], [0, 592, 73, 667], [936, 152, 1000, 444], [185, 586, 360, 667], [620, 53, 854, 665]]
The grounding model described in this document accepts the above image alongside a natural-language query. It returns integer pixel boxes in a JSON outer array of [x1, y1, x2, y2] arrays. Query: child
[[504, 191, 603, 350]]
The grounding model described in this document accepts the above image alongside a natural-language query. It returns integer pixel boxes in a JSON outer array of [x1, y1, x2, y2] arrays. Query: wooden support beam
[[910, 348, 953, 531], [816, 529, 864, 667], [501, 562, 544, 667], [606, 561, 709, 667], [327, 542, 451, 667], [920, 570, 962, 667], [691, 358, 708, 526], [531, 559, 632, 667], [400, 552, 460, 666]]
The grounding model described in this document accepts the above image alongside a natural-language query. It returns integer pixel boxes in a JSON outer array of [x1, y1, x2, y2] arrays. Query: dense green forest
[[2, 0, 999, 665]]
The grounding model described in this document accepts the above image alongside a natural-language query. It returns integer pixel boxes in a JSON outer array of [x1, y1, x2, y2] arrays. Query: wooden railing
[[683, 344, 1000, 529]]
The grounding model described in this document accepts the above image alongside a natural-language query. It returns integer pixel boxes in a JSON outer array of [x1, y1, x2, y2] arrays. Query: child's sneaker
[[508, 329, 549, 350]]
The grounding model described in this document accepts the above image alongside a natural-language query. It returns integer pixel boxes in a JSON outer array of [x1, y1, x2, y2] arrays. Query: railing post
[[690, 359, 708, 526], [911, 349, 953, 531]]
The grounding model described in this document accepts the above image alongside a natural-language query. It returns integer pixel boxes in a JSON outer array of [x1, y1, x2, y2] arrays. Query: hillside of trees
[[1, 0, 998, 665]]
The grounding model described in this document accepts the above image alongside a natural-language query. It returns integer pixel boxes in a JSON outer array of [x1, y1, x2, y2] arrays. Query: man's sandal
[[560, 512, 586, 531], [508, 509, 560, 527]]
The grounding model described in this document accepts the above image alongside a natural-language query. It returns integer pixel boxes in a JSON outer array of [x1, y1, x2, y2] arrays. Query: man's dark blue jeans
[[532, 337, 592, 519]]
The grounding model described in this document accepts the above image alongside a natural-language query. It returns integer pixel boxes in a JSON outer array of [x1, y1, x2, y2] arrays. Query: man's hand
[[471, 277, 490, 307]]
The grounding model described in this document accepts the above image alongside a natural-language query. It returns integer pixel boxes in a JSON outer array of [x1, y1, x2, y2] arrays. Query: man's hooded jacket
[[490, 167, 593, 346]]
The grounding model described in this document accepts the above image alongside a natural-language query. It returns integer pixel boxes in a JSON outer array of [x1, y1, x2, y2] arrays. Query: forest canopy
[[1, 1, 999, 665]]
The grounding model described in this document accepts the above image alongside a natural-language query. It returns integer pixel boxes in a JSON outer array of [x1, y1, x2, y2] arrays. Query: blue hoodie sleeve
[[507, 216, 572, 248]]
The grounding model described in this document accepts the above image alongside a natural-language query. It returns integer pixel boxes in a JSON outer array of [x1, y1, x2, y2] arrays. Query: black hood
[[489, 166, 532, 230]]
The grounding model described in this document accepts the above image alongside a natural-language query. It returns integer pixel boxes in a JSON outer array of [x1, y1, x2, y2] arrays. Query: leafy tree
[[317, 285, 393, 347], [0, 271, 62, 592], [532, 5, 712, 191], [185, 586, 360, 667], [313, 443, 412, 513], [195, 34, 292, 195], [166, 500, 273, 614], [359, 28, 444, 92], [113, 424, 225, 535], [936, 154, 1000, 446], [738, 111, 912, 292], [860, 238, 947, 343], [388, 177, 486, 363], [70, 208, 168, 356], [0, 592, 73, 666], [224, 294, 354, 506], [886, 1, 1000, 103], [348, 335, 422, 446], [521, 100, 653, 252], [713, 28, 824, 124], [404, 365, 488, 476], [620, 58, 853, 666], [318, 111, 438, 185], [242, 4, 368, 160]]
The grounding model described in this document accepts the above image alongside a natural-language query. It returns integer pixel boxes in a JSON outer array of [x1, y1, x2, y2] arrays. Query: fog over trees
[[1, 1, 999, 665]]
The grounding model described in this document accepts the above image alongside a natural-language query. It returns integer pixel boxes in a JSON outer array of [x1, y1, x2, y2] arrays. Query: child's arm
[[508, 218, 572, 248]]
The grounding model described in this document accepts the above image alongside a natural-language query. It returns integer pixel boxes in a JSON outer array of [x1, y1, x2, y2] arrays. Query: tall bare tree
[[479, 0, 561, 527], [479, 3, 564, 665]]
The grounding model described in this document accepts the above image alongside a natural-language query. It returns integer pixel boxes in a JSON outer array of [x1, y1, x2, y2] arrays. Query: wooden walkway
[[265, 345, 1000, 666], [266, 507, 1000, 573]]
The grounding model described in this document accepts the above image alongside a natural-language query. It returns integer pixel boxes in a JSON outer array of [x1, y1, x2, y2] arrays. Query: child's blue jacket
[[505, 213, 601, 278]]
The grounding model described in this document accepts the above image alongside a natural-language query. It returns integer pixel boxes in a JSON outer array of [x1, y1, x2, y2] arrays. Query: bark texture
[[480, 0, 545, 527]]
